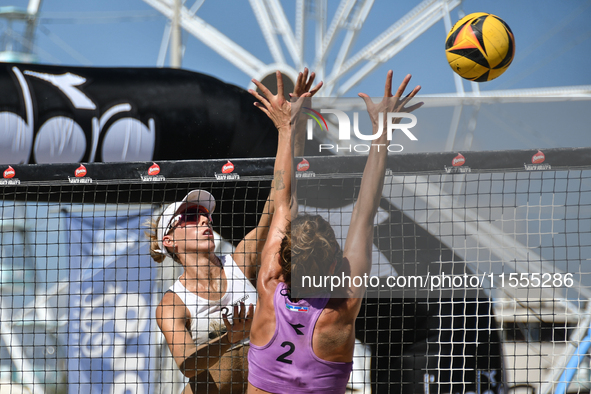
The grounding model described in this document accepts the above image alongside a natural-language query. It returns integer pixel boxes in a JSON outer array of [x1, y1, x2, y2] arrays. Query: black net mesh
[[0, 149, 589, 393]]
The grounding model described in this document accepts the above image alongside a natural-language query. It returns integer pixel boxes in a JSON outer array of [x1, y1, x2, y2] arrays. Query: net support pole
[[540, 301, 591, 394], [554, 326, 591, 394]]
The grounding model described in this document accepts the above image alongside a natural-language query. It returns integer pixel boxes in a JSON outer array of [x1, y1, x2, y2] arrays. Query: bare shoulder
[[158, 290, 186, 308], [156, 291, 190, 326]]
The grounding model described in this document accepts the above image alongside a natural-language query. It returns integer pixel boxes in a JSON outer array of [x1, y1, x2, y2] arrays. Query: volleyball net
[[0, 147, 590, 394]]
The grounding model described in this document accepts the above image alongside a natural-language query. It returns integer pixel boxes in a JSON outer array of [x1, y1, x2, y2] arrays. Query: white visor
[[155, 189, 216, 258]]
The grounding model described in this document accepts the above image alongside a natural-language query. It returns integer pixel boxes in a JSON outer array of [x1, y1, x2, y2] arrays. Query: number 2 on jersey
[[276, 341, 295, 364]]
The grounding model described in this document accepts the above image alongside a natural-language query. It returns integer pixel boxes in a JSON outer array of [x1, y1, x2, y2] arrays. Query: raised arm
[[343, 71, 422, 298], [234, 69, 322, 281], [290, 68, 323, 218], [247, 71, 301, 295]]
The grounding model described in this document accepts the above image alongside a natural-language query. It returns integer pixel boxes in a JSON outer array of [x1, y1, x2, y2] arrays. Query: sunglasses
[[173, 205, 213, 226]]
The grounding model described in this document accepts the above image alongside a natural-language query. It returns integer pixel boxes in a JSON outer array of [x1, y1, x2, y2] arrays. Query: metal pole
[[24, 0, 43, 53], [170, 0, 182, 68]]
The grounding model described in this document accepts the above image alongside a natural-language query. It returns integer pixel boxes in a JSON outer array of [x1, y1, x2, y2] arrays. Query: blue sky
[[3, 0, 591, 152], [4, 0, 591, 95]]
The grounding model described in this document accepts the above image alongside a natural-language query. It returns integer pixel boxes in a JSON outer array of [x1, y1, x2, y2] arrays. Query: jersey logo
[[289, 323, 305, 336], [286, 304, 309, 312]]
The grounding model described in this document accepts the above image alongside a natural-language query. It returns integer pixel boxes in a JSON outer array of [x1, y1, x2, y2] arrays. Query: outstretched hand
[[291, 67, 323, 99], [249, 71, 292, 133], [358, 71, 422, 134], [222, 302, 254, 344], [290, 68, 323, 157]]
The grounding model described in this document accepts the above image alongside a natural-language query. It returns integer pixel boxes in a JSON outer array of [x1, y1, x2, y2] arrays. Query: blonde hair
[[280, 214, 341, 294], [145, 217, 181, 264]]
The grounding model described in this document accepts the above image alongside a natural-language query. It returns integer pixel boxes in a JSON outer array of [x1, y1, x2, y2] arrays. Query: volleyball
[[445, 12, 515, 82]]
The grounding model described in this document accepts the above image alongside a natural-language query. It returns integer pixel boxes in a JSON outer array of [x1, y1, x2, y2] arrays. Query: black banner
[[0, 147, 588, 186], [0, 63, 280, 164]]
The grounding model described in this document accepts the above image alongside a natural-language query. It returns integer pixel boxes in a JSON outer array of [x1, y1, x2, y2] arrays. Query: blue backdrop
[[65, 208, 158, 394]]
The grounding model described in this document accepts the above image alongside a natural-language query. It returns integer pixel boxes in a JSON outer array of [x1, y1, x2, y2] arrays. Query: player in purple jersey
[[148, 68, 321, 394], [246, 71, 421, 393]]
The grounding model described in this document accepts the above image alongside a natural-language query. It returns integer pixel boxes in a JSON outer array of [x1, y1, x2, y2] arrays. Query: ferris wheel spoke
[[323, 0, 374, 96], [187, 0, 206, 16], [249, 0, 286, 64], [327, 0, 461, 95], [157, 21, 171, 67], [143, 0, 267, 76], [265, 0, 301, 68], [312, 0, 326, 78], [319, 0, 357, 61], [178, 14, 267, 76], [295, 0, 305, 66], [338, 11, 449, 95]]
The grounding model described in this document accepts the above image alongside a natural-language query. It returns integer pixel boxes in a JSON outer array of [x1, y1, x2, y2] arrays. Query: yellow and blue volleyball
[[445, 12, 515, 82]]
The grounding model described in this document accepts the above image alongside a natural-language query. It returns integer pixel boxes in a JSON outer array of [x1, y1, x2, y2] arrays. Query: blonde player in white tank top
[[148, 69, 323, 394], [150, 190, 262, 393]]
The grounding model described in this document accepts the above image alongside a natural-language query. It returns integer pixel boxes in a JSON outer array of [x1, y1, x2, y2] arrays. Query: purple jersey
[[248, 282, 353, 393]]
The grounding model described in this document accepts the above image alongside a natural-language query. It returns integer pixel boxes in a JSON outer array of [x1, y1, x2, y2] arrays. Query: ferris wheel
[[140, 0, 591, 98], [144, 0, 469, 96], [138, 0, 591, 152]]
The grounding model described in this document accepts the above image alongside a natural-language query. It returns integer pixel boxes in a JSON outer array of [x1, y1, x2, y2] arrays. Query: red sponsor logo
[[452, 153, 465, 167], [75, 165, 87, 177], [297, 159, 310, 172], [148, 163, 160, 175], [222, 161, 234, 174], [3, 166, 15, 179], [532, 150, 545, 164]]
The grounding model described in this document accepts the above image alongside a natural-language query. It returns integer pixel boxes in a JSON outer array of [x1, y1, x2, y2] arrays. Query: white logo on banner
[[0, 68, 34, 164], [113, 372, 146, 394], [114, 293, 150, 339], [0, 67, 156, 164], [92, 226, 139, 259], [23, 70, 97, 110], [34, 116, 87, 163], [79, 282, 150, 388]]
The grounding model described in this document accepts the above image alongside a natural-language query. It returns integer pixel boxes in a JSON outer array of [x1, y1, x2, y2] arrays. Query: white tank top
[[168, 254, 258, 346]]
